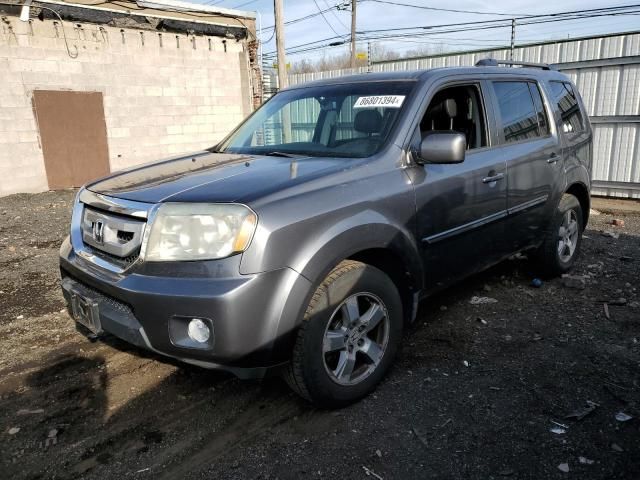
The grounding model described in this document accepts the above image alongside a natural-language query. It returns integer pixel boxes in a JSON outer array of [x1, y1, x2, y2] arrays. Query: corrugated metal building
[[288, 31, 640, 199]]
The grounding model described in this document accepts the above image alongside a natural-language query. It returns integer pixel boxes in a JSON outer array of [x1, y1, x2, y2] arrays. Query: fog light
[[187, 318, 210, 343]]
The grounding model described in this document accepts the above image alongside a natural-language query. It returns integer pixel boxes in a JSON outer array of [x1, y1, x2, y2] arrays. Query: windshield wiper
[[262, 151, 303, 158]]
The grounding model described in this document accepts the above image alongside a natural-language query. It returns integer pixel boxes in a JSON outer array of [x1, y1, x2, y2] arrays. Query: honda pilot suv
[[60, 60, 592, 407]]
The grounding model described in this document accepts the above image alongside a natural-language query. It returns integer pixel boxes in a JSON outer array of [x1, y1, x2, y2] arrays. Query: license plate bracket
[[70, 291, 103, 335]]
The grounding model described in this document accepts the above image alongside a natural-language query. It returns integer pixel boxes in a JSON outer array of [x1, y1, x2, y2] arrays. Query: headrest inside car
[[354, 110, 383, 134], [429, 98, 458, 119]]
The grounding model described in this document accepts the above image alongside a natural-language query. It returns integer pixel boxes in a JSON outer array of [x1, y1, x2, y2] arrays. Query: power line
[[263, 4, 640, 57], [324, 0, 349, 31], [313, 0, 348, 38], [266, 3, 640, 52], [366, 0, 531, 17], [261, 4, 337, 31]]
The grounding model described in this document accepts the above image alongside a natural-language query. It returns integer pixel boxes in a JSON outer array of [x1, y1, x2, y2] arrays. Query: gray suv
[[60, 60, 592, 407]]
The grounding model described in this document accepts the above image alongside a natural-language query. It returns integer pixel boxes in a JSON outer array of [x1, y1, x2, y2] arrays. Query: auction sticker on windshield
[[353, 95, 405, 108]]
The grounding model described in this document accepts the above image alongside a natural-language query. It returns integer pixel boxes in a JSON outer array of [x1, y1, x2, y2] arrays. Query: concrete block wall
[[0, 16, 252, 196]]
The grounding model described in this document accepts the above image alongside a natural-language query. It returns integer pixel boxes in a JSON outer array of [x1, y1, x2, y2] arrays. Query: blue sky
[[189, 0, 640, 62]]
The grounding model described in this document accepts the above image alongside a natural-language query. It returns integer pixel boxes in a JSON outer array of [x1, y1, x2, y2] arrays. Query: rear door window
[[549, 81, 584, 134], [492, 81, 542, 143]]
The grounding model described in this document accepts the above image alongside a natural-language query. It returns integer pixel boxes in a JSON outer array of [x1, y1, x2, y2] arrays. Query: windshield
[[218, 81, 416, 158]]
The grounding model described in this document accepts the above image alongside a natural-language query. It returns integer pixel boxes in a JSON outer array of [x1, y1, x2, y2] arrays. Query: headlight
[[144, 203, 257, 262]]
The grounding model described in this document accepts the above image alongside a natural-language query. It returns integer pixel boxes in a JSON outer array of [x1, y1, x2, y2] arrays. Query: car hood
[[86, 151, 351, 204]]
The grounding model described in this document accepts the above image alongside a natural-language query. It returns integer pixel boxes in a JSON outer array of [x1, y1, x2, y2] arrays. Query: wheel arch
[[565, 181, 590, 228], [347, 247, 420, 325]]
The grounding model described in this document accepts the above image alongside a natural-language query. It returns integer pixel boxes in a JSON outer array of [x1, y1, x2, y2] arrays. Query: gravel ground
[[0, 191, 638, 480]]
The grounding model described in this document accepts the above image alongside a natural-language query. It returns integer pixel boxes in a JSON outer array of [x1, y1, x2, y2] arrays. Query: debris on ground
[[604, 303, 610, 319], [531, 278, 543, 288], [469, 296, 498, 305], [43, 429, 58, 448], [8, 427, 20, 435], [362, 465, 383, 479], [561, 274, 587, 289], [603, 231, 620, 239], [412, 427, 429, 448], [608, 298, 627, 306], [589, 208, 601, 216], [611, 443, 624, 452], [565, 400, 599, 421], [476, 317, 488, 325], [558, 463, 570, 473], [615, 412, 633, 422], [611, 219, 625, 227], [550, 427, 567, 434], [16, 409, 44, 416], [579, 456, 595, 465]]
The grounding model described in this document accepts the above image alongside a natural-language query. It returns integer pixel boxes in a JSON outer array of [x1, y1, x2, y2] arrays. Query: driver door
[[406, 80, 508, 292]]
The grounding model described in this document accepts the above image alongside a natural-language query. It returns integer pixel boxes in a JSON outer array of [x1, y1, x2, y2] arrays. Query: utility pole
[[350, 0, 357, 69], [273, 0, 290, 142], [274, 0, 287, 89], [510, 18, 516, 62]]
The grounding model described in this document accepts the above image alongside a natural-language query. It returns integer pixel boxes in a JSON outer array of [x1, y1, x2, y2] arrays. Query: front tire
[[534, 193, 584, 277], [285, 260, 403, 408]]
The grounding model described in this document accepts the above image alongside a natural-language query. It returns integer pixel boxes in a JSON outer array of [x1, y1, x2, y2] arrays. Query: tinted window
[[528, 82, 550, 135], [493, 81, 541, 143], [420, 84, 487, 150], [549, 81, 584, 134]]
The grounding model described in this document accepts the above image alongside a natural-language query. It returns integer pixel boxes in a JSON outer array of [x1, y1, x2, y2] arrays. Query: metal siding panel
[[592, 125, 614, 181], [574, 68, 598, 115], [544, 43, 562, 64], [581, 38, 602, 61], [601, 36, 625, 57], [610, 126, 636, 182], [619, 65, 640, 115], [595, 67, 621, 116], [624, 34, 640, 56]]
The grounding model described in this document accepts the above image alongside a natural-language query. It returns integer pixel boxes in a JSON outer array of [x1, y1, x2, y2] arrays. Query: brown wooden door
[[33, 90, 110, 189]]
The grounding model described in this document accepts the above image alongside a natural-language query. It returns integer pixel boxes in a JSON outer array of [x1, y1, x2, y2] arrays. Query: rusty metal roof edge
[[30, 0, 256, 25]]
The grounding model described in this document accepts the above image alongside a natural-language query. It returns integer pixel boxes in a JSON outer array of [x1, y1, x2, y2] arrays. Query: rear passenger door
[[488, 79, 563, 251]]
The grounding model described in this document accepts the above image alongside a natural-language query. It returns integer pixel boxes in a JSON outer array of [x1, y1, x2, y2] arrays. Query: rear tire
[[284, 260, 403, 408], [533, 193, 583, 278]]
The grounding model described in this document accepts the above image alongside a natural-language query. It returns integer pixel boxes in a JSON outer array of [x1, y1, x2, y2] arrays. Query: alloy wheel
[[322, 293, 390, 386], [558, 209, 579, 263]]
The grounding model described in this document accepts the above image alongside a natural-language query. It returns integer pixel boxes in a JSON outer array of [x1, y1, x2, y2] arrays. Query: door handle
[[482, 172, 505, 184], [547, 152, 559, 164]]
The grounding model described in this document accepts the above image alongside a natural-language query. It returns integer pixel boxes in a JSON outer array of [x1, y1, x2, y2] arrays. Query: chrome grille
[[81, 207, 145, 258], [71, 189, 154, 273]]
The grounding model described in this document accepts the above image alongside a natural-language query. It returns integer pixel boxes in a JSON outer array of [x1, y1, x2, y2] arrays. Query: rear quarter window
[[549, 81, 585, 134]]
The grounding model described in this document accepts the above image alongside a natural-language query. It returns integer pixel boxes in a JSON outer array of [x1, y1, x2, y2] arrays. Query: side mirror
[[417, 132, 466, 164]]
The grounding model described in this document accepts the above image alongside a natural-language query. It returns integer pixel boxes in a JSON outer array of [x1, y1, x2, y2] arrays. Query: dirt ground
[[0, 191, 638, 480]]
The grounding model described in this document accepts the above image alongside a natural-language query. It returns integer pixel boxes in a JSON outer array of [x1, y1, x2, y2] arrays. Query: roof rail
[[475, 58, 553, 70]]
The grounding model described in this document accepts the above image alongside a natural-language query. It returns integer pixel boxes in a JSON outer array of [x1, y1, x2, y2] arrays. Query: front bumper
[[59, 238, 312, 378]]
